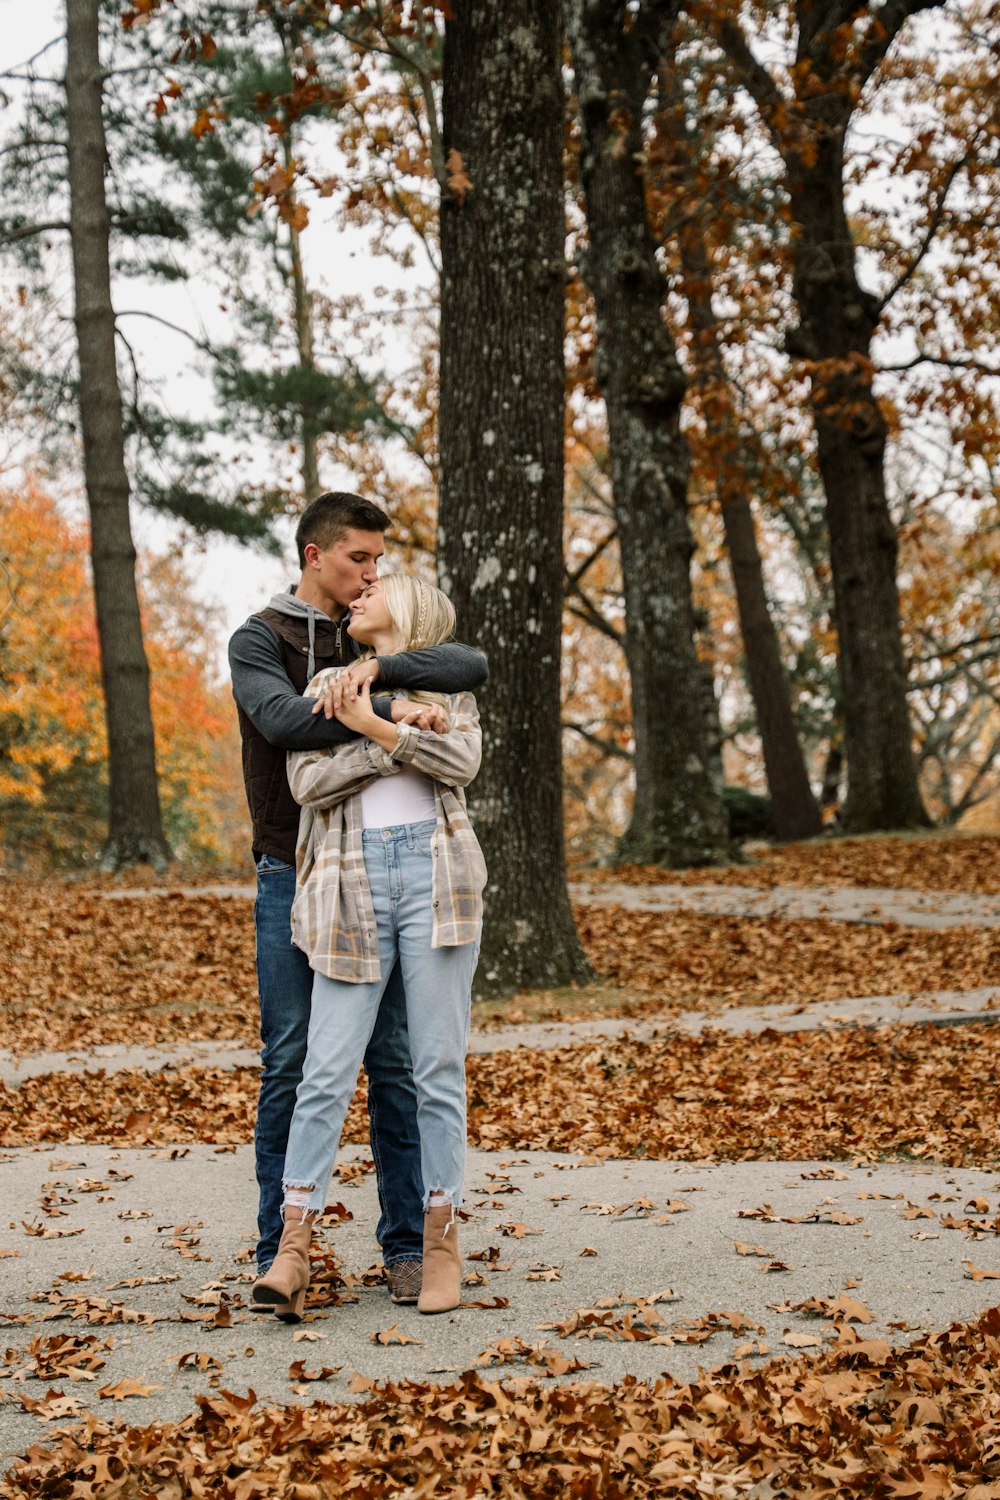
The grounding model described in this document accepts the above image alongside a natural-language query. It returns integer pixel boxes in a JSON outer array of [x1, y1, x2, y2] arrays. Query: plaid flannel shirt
[[288, 674, 486, 982]]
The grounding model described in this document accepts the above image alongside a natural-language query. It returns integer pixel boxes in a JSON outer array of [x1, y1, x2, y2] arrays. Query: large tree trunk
[[567, 0, 729, 866], [65, 0, 171, 869], [653, 74, 822, 842], [437, 0, 592, 995]]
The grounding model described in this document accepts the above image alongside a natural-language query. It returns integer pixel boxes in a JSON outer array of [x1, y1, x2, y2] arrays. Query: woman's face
[[347, 581, 397, 648]]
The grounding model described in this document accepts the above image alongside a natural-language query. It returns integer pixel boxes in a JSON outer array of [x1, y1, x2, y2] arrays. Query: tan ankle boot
[[252, 1211, 314, 1323], [418, 1204, 461, 1315]]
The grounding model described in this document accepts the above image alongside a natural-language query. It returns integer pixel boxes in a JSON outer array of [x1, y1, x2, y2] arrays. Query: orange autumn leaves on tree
[[0, 480, 105, 808], [0, 482, 245, 864]]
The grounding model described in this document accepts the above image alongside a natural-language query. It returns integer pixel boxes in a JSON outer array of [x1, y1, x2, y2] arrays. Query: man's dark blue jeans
[[253, 853, 424, 1272]]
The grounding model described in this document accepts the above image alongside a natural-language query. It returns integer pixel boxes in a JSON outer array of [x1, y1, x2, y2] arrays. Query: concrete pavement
[[3, 1143, 1000, 1466]]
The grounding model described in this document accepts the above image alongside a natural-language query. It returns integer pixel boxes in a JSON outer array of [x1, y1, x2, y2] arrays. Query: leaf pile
[[577, 905, 999, 1010], [0, 889, 258, 1054], [4, 1023, 1000, 1165], [577, 833, 1000, 895], [5, 1308, 1000, 1498]]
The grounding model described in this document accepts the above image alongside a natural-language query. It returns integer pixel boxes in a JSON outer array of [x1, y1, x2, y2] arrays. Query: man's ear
[[303, 542, 320, 568]]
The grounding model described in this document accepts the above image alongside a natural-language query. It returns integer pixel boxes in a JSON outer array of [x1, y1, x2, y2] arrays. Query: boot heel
[[274, 1287, 306, 1323]]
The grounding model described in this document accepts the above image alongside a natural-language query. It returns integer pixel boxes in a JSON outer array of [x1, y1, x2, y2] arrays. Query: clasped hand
[[312, 663, 445, 736]]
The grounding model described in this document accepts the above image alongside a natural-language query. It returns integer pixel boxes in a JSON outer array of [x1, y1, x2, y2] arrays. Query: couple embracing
[[229, 491, 488, 1322]]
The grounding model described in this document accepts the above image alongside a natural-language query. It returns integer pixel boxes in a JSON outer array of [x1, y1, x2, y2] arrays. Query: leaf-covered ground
[[3, 834, 1000, 1496], [575, 832, 1000, 895], [2, 834, 998, 1054], [3, 1308, 1000, 1498], [3, 1023, 1000, 1167], [574, 905, 999, 1010]]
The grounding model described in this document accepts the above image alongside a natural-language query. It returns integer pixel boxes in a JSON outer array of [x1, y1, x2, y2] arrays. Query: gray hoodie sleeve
[[375, 641, 489, 693], [228, 617, 392, 751]]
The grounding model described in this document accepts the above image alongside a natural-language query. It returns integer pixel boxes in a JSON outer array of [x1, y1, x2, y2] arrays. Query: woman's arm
[[334, 683, 482, 789], [390, 692, 482, 788], [287, 738, 396, 809], [287, 667, 399, 809]]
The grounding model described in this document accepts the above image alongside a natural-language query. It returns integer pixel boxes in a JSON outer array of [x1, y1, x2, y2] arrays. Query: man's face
[[303, 528, 384, 612]]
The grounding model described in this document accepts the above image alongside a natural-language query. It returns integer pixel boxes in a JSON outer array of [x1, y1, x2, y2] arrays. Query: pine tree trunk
[[282, 121, 320, 501], [654, 76, 822, 842], [437, 0, 592, 996], [785, 129, 929, 833], [65, 0, 170, 870], [567, 0, 729, 866]]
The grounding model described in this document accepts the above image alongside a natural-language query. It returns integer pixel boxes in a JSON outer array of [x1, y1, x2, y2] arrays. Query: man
[[229, 491, 487, 1309]]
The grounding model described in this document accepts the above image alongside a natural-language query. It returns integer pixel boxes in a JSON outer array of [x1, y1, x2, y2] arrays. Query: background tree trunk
[[788, 139, 929, 832], [438, 0, 592, 995], [567, 0, 729, 866], [712, 0, 934, 833], [65, 0, 170, 869], [653, 71, 822, 842]]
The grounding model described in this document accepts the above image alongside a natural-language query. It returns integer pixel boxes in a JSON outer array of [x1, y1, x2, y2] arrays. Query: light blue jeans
[[282, 820, 479, 1215], [253, 853, 422, 1272]]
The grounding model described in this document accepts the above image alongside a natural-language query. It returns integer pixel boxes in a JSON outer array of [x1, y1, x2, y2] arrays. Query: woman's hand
[[393, 702, 447, 734], [333, 677, 383, 736], [311, 659, 381, 719]]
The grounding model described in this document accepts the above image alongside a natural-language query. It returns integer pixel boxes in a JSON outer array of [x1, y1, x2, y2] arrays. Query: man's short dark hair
[[296, 491, 390, 569]]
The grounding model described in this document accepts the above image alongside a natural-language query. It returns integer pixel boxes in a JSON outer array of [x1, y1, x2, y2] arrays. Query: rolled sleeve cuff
[[367, 742, 403, 776], [388, 723, 419, 764]]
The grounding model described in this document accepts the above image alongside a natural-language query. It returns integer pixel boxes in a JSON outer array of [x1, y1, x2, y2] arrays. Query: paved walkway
[[2, 983, 998, 1088], [3, 1144, 1000, 1463], [102, 879, 1000, 930]]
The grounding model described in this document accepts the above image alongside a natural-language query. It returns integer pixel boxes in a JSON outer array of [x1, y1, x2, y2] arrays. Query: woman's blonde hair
[[379, 573, 456, 653], [371, 573, 457, 723]]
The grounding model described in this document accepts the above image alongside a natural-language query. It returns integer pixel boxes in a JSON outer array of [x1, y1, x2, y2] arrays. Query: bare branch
[[0, 139, 67, 159], [562, 720, 634, 761], [853, 0, 948, 93], [0, 34, 64, 79], [709, 14, 786, 145], [410, 0, 449, 194], [115, 308, 216, 355], [0, 220, 69, 245], [566, 587, 626, 648], [910, 630, 1000, 665], [877, 350, 999, 376], [946, 726, 1000, 823], [565, 527, 618, 591], [877, 148, 973, 314]]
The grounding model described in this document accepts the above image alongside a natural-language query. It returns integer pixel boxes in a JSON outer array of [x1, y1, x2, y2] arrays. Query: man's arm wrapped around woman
[[288, 676, 482, 811]]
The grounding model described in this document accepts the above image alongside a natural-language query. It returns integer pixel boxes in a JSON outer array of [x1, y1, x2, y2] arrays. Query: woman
[[252, 574, 486, 1321]]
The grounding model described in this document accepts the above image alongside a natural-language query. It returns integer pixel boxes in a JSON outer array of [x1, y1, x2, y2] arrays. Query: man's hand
[[391, 701, 447, 734], [311, 659, 381, 719]]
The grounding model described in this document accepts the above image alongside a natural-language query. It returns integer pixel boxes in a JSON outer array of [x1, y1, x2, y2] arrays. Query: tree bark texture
[[654, 75, 822, 842], [716, 0, 934, 832], [567, 0, 730, 866], [438, 0, 592, 994], [278, 21, 320, 503], [786, 142, 928, 829], [65, 0, 171, 868]]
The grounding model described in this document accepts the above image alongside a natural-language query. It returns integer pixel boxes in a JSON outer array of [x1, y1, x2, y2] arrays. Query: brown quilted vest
[[238, 607, 355, 863]]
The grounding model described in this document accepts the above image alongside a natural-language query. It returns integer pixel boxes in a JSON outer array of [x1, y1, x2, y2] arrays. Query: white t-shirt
[[359, 760, 437, 828]]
